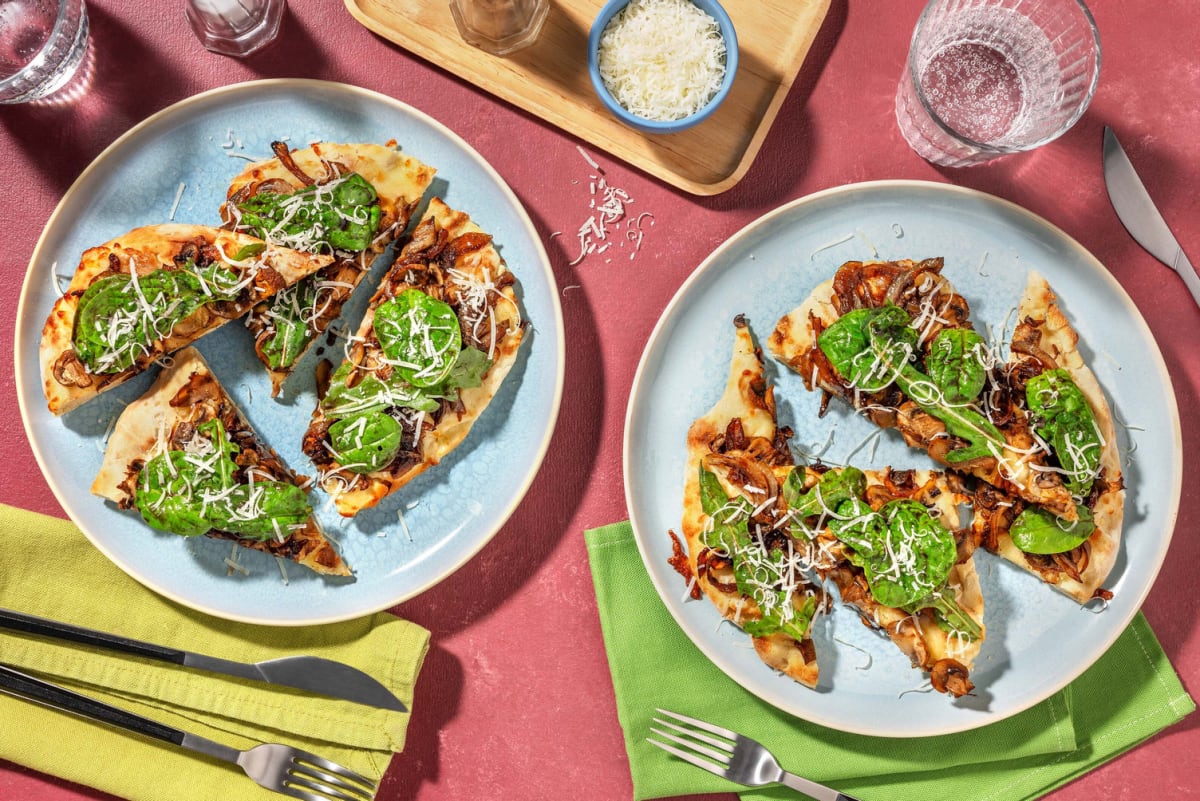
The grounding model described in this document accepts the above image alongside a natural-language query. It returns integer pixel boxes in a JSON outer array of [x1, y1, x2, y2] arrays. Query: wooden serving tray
[[345, 0, 831, 195]]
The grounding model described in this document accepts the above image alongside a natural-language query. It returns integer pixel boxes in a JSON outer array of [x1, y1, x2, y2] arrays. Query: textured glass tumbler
[[449, 0, 548, 56], [0, 0, 90, 104], [895, 0, 1101, 167], [185, 0, 286, 57]]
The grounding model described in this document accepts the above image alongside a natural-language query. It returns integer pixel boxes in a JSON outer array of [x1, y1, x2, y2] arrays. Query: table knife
[[0, 607, 406, 712], [1102, 126, 1200, 307]]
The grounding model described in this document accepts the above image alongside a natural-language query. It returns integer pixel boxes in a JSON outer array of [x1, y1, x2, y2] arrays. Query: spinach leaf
[[926, 328, 987, 403], [234, 173, 381, 254], [373, 290, 463, 388], [205, 483, 312, 540], [782, 467, 867, 521], [258, 280, 319, 370], [1026, 369, 1102, 496], [321, 363, 441, 421], [1010, 503, 1095, 554], [329, 412, 404, 474]]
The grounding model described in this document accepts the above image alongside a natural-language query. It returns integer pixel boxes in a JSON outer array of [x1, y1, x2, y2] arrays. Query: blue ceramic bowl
[[588, 0, 738, 134]]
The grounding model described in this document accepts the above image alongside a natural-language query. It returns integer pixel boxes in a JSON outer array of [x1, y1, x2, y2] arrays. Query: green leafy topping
[[73, 262, 242, 374], [697, 466, 816, 640], [818, 304, 1005, 465], [258, 280, 320, 370], [329, 413, 404, 473], [134, 418, 311, 541], [782, 467, 867, 522], [1026, 369, 1103, 496], [231, 242, 268, 261], [830, 496, 981, 641], [925, 328, 988, 404], [1010, 504, 1095, 554], [373, 290, 463, 388], [234, 172, 382, 254]]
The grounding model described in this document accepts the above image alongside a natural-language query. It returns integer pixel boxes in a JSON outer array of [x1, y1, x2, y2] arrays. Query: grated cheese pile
[[597, 0, 727, 122]]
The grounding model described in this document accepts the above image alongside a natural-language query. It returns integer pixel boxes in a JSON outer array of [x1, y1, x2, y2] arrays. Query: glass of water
[[895, 0, 1101, 167], [0, 0, 90, 105]]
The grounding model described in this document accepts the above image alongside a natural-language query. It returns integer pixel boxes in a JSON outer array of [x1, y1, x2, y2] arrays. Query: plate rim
[[15, 78, 566, 626], [622, 178, 1182, 736]]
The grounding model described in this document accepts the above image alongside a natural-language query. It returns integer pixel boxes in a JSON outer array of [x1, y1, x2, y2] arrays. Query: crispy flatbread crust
[[681, 320, 821, 687], [92, 347, 349, 577], [972, 272, 1124, 603], [767, 259, 1078, 520], [306, 198, 525, 517], [223, 142, 436, 395], [40, 224, 332, 416]]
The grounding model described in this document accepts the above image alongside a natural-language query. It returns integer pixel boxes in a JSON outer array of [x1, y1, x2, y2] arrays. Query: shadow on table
[[378, 640, 464, 800], [1, 4, 189, 196]]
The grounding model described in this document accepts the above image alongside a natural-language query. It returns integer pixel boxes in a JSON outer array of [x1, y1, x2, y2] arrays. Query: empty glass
[[185, 0, 286, 57], [0, 0, 90, 104], [449, 0, 549, 56], [895, 0, 1101, 167]]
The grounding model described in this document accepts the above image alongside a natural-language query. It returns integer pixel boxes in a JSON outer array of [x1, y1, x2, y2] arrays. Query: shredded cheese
[[596, 0, 726, 122]]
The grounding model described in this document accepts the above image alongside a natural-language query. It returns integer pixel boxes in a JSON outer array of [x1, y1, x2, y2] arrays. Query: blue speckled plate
[[624, 181, 1181, 736], [16, 80, 564, 625]]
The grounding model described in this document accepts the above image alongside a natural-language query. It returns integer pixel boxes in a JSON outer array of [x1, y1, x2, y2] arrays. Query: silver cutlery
[[0, 606, 405, 712], [0, 663, 376, 801], [648, 708, 863, 801], [1102, 126, 1200, 308]]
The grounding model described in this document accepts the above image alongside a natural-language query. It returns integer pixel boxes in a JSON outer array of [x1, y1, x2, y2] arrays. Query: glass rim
[[905, 0, 1102, 156], [0, 0, 82, 94]]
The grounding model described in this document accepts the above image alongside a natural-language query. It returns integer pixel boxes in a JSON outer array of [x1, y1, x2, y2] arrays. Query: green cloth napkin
[[585, 521, 1194, 801], [0, 504, 431, 801]]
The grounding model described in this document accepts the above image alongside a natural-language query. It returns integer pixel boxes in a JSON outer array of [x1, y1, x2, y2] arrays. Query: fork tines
[[647, 708, 739, 777], [284, 752, 375, 801]]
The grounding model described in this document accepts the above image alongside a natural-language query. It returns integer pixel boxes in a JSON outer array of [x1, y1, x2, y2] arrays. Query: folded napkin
[[586, 521, 1194, 801], [0, 504, 430, 801]]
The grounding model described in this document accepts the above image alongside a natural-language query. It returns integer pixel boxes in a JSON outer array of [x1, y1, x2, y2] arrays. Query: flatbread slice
[[302, 198, 525, 517], [221, 141, 436, 395], [768, 258, 1078, 521], [40, 223, 333, 415], [968, 272, 1124, 603], [675, 316, 822, 687], [93, 347, 349, 577], [782, 464, 984, 697]]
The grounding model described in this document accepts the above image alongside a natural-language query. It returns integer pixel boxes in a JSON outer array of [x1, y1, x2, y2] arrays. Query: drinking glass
[[449, 0, 549, 56], [185, 0, 286, 58], [0, 0, 90, 105], [895, 0, 1101, 167]]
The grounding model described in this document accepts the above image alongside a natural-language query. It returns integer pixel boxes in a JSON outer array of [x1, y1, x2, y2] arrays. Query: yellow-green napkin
[[0, 504, 430, 801], [585, 521, 1194, 801]]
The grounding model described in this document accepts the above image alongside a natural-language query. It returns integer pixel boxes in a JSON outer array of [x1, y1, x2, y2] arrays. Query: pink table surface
[[1, 1, 1197, 799]]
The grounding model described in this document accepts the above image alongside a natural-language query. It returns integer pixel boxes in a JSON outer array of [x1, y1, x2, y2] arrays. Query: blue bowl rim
[[587, 0, 739, 133]]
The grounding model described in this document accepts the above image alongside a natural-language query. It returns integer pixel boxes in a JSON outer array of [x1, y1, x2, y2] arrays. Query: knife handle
[[0, 607, 185, 665], [0, 663, 185, 746]]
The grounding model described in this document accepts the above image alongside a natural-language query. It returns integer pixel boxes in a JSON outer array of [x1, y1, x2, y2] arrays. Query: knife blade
[[1102, 126, 1200, 307], [0, 606, 406, 712]]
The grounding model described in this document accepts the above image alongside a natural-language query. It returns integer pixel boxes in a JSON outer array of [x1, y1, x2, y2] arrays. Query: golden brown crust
[[305, 198, 525, 517], [39, 224, 332, 416], [92, 347, 349, 577], [222, 143, 437, 395]]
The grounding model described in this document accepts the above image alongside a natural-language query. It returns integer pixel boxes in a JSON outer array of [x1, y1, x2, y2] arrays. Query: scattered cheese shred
[[596, 0, 726, 122]]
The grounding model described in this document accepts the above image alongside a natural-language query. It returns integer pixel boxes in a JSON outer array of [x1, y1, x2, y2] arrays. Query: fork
[[0, 663, 376, 801], [648, 708, 863, 801]]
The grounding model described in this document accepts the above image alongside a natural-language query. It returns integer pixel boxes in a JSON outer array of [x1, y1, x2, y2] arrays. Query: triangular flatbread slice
[[782, 464, 984, 697], [40, 223, 333, 415], [968, 272, 1124, 603], [221, 142, 436, 395], [302, 198, 525, 517], [768, 258, 1078, 521], [92, 347, 348, 577], [677, 316, 822, 687]]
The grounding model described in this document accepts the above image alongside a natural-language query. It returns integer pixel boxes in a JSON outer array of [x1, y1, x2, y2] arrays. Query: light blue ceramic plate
[[16, 80, 564, 625], [624, 181, 1181, 737]]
